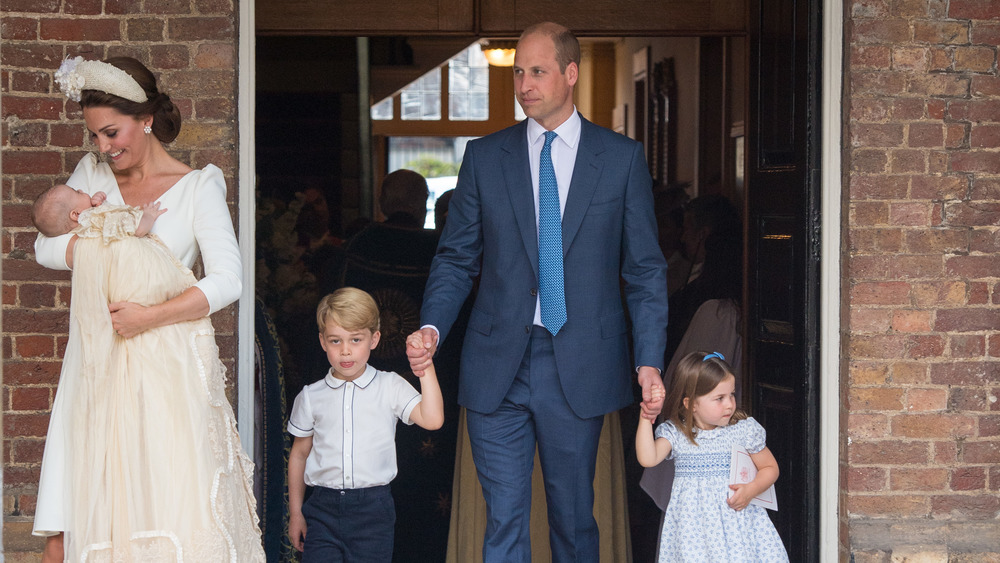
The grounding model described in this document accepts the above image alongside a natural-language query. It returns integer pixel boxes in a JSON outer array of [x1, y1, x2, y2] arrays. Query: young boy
[[287, 287, 444, 561]]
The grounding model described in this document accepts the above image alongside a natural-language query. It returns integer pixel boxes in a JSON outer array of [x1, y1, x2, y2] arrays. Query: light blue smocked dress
[[654, 417, 788, 562]]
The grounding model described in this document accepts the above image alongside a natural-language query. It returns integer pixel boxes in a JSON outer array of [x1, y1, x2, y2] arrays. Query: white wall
[[615, 37, 701, 191]]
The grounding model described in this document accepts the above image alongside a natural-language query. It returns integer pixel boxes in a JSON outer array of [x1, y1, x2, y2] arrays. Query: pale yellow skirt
[[445, 408, 631, 562]]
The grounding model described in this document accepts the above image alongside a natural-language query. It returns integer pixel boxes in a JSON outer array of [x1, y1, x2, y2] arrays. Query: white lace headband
[[54, 56, 148, 103]]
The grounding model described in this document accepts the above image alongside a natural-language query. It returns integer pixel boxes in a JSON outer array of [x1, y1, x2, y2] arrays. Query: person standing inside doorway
[[408, 22, 668, 562]]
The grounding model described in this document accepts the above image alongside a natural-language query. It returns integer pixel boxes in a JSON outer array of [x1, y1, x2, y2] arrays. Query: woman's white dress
[[33, 155, 262, 562], [654, 418, 788, 562]]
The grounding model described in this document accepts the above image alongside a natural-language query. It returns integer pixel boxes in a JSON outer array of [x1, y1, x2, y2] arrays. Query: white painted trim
[[820, 0, 843, 560], [237, 0, 256, 456]]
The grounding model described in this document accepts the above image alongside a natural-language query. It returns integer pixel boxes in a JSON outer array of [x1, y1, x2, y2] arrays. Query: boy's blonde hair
[[664, 351, 747, 445], [316, 287, 381, 334]]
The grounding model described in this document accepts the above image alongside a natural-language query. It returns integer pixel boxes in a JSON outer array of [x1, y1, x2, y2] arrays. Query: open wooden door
[[745, 0, 823, 560]]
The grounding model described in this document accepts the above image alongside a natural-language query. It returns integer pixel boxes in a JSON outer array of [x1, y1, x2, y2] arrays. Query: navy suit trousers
[[467, 326, 604, 563]]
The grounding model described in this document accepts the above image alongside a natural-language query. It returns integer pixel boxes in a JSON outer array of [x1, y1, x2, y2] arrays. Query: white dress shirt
[[526, 110, 582, 327], [287, 365, 421, 489]]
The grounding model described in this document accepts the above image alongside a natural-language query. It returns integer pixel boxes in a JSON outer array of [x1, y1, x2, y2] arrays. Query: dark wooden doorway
[[255, 0, 825, 560], [745, 0, 823, 560]]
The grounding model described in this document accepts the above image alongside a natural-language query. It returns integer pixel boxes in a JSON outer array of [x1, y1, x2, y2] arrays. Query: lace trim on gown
[[61, 206, 263, 562]]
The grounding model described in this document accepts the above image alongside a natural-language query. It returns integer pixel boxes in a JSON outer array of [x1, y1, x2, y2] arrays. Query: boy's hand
[[407, 332, 433, 377], [135, 201, 167, 237], [288, 512, 307, 551], [90, 191, 107, 207], [406, 327, 438, 376], [727, 483, 753, 511]]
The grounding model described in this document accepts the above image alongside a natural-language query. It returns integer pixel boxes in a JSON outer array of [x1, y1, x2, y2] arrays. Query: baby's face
[[53, 184, 94, 214]]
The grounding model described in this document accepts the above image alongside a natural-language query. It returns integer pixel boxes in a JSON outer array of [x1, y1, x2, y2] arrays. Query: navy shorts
[[301, 484, 395, 563]]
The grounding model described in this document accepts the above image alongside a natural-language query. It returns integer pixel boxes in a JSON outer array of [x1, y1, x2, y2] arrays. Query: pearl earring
[[144, 125, 152, 135]]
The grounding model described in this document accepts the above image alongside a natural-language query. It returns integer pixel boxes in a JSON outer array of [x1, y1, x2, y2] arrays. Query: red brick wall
[[846, 0, 1000, 558], [1, 0, 240, 557]]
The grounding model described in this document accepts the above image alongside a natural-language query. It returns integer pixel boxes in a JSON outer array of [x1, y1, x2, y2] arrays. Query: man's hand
[[639, 382, 665, 422], [406, 327, 439, 376], [637, 366, 664, 420]]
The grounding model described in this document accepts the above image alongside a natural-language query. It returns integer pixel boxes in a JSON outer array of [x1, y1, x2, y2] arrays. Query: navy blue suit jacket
[[421, 116, 668, 419]]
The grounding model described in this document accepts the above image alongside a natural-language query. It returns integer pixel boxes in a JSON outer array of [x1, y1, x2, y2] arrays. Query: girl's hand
[[639, 383, 666, 421], [109, 301, 153, 339], [727, 483, 754, 511], [637, 367, 664, 419]]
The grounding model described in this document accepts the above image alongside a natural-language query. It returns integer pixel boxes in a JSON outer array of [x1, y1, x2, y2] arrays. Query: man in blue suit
[[408, 22, 668, 562]]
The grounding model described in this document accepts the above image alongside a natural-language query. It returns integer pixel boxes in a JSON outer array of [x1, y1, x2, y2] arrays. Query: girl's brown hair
[[663, 351, 746, 444]]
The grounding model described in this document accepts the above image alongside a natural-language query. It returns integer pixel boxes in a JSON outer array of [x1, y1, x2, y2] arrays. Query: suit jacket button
[[525, 326, 531, 334], [530, 288, 538, 296]]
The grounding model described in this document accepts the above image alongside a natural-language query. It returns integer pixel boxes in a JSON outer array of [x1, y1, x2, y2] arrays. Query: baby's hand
[[727, 483, 753, 511], [91, 191, 107, 207], [135, 201, 167, 237]]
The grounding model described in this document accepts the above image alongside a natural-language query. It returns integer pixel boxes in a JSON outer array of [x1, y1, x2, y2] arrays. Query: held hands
[[288, 512, 307, 552], [406, 327, 438, 376], [407, 332, 433, 377], [637, 366, 665, 421], [135, 201, 167, 237], [640, 382, 666, 422]]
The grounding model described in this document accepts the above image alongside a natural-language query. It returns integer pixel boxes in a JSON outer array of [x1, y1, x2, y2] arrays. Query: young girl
[[636, 351, 788, 562]]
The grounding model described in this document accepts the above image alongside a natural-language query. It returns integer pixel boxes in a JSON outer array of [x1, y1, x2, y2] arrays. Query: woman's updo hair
[[78, 57, 182, 144]]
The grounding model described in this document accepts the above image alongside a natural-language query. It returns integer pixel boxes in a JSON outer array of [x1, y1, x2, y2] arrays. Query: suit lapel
[[500, 122, 540, 277], [562, 117, 604, 255]]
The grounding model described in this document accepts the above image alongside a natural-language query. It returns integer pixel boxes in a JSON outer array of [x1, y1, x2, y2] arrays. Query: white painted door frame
[[236, 0, 256, 457]]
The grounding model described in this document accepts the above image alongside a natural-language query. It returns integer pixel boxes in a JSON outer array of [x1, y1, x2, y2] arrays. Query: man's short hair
[[520, 22, 581, 73], [316, 287, 381, 334], [379, 169, 429, 222]]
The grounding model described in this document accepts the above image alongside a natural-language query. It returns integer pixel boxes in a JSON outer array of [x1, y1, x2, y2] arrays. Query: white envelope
[[728, 444, 778, 511]]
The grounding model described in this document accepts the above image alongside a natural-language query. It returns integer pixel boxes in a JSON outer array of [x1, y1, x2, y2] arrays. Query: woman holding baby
[[33, 55, 263, 562]]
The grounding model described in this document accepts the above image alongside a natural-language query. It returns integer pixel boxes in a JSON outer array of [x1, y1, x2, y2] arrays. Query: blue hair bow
[[703, 352, 725, 362]]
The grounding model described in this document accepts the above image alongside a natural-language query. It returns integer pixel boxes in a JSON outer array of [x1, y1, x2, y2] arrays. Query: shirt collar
[[324, 364, 377, 389], [527, 107, 581, 149]]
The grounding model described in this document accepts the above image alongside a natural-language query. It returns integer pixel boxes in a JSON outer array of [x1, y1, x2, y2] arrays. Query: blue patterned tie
[[538, 131, 566, 335]]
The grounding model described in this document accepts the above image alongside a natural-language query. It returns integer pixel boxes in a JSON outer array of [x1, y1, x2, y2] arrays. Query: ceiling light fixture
[[480, 39, 517, 67]]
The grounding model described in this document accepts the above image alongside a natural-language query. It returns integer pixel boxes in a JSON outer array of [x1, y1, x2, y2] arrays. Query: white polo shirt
[[287, 365, 421, 489]]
